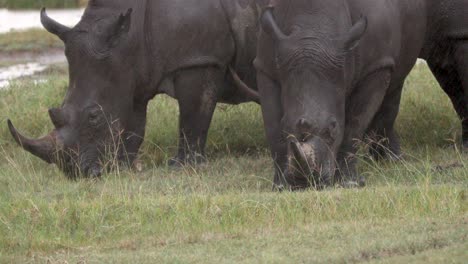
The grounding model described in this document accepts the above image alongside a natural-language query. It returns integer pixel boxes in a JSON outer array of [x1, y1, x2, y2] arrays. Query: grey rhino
[[255, 0, 468, 189], [8, 0, 265, 178]]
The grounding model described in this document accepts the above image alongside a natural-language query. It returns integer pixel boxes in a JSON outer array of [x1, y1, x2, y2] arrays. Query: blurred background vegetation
[[0, 0, 88, 9]]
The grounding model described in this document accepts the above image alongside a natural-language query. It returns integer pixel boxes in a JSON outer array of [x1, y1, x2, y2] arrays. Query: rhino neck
[[125, 0, 154, 104]]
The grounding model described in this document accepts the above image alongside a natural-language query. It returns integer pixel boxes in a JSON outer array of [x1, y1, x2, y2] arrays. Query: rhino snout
[[287, 137, 334, 188]]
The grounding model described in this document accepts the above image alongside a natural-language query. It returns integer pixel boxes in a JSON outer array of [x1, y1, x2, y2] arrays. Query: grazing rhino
[[255, 0, 468, 189], [8, 0, 265, 178]]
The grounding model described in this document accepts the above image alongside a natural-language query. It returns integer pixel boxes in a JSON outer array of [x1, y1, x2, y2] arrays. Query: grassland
[[0, 29, 63, 53], [0, 0, 87, 9], [0, 31, 467, 262]]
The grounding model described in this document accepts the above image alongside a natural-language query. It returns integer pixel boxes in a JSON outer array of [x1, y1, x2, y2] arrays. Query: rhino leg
[[169, 67, 221, 167], [452, 44, 468, 151], [336, 69, 393, 187], [367, 82, 403, 161], [122, 103, 148, 168], [428, 52, 468, 152], [257, 72, 288, 190]]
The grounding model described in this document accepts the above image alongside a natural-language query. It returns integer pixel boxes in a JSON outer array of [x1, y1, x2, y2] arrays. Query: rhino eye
[[300, 132, 312, 142], [321, 128, 332, 140], [88, 109, 103, 126], [320, 127, 337, 145]]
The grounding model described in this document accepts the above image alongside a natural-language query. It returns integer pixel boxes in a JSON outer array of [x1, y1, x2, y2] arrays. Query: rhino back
[[145, 0, 235, 76], [427, 0, 468, 39], [343, 0, 427, 85]]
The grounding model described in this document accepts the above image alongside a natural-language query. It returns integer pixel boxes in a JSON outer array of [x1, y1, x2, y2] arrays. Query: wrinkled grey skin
[[8, 0, 265, 178], [255, 0, 468, 190], [422, 1, 468, 153]]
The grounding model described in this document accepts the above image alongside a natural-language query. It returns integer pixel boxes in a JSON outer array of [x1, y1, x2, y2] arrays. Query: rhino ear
[[260, 7, 287, 42], [344, 16, 367, 51], [107, 8, 132, 48]]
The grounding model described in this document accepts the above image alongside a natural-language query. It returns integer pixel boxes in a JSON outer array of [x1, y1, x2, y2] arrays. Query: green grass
[[0, 0, 87, 9], [0, 62, 466, 262], [0, 29, 63, 53]]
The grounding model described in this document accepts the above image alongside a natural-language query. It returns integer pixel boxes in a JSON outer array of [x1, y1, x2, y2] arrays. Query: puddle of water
[[0, 63, 47, 89], [0, 8, 85, 33], [0, 50, 66, 89], [1, 50, 66, 64]]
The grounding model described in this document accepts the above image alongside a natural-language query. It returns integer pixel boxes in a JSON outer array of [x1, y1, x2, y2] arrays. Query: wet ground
[[0, 49, 66, 89], [0, 9, 81, 88]]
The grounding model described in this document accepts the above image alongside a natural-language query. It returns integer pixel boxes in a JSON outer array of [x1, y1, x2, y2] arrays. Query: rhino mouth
[[286, 138, 332, 189], [60, 150, 103, 179]]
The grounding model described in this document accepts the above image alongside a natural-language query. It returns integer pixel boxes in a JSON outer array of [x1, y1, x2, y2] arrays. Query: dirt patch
[[0, 48, 65, 65], [0, 48, 66, 89], [433, 162, 465, 173]]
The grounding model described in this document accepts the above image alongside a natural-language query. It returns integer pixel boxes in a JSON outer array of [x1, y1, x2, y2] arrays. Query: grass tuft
[[0, 0, 87, 9], [0, 29, 63, 53]]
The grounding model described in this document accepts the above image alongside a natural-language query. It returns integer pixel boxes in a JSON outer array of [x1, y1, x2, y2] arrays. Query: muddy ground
[[0, 48, 66, 88]]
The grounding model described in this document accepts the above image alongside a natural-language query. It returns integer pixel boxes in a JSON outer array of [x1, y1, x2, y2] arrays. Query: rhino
[[255, 0, 468, 189], [8, 0, 265, 178]]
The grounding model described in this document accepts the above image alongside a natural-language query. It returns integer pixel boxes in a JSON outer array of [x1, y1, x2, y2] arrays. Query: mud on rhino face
[[8, 7, 140, 178], [260, 9, 367, 188]]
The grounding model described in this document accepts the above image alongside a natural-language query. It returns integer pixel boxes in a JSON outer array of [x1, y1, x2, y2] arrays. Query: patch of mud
[[0, 49, 66, 89], [0, 63, 47, 88], [432, 162, 465, 173], [0, 49, 65, 65]]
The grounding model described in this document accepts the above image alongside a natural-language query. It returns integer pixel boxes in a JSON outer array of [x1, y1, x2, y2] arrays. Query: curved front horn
[[229, 67, 260, 104], [290, 140, 309, 168], [8, 120, 58, 164], [41, 8, 71, 41], [289, 138, 316, 171]]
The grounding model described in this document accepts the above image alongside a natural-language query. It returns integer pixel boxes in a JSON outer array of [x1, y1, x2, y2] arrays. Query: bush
[[0, 0, 88, 9]]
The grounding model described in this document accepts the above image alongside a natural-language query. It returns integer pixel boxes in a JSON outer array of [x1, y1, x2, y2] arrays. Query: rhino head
[[8, 5, 145, 178], [260, 7, 367, 188]]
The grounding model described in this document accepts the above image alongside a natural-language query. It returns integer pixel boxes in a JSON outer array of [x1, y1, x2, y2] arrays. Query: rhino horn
[[289, 139, 316, 171], [229, 67, 260, 104], [290, 141, 308, 168], [7, 120, 59, 164], [41, 8, 70, 41]]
